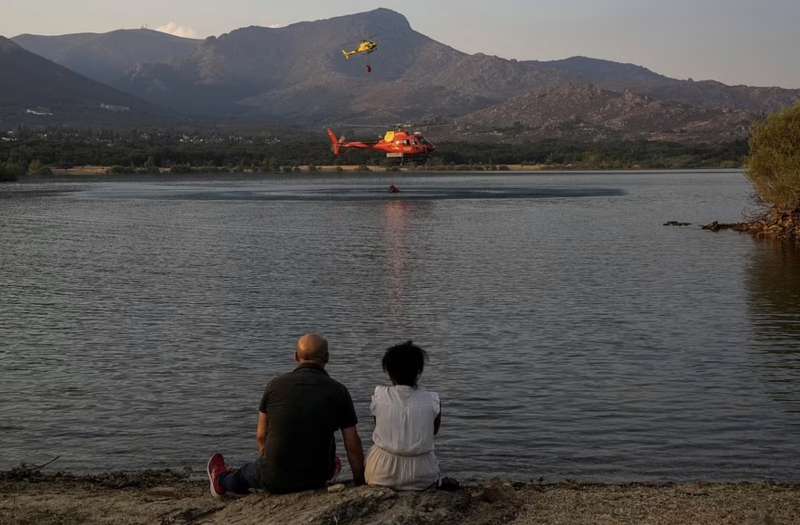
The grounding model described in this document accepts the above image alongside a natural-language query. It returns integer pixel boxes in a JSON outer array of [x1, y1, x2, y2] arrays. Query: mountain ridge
[[454, 84, 754, 143], [0, 36, 166, 128], [7, 8, 800, 141], [13, 29, 200, 85]]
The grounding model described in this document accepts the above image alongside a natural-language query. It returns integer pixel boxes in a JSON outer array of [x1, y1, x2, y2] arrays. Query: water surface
[[1, 172, 798, 482]]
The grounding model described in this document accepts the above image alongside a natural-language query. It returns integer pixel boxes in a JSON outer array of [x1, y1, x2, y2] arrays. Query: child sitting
[[365, 341, 457, 491]]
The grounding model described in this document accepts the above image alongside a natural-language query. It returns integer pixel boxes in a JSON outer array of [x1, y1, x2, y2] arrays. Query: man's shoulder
[[267, 367, 350, 392], [323, 374, 352, 395], [265, 370, 296, 389]]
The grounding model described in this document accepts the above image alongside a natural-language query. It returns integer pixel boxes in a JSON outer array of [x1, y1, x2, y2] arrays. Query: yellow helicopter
[[342, 39, 377, 60]]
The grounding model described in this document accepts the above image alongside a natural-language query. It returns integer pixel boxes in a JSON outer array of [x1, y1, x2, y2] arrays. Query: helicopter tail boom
[[327, 129, 375, 156]]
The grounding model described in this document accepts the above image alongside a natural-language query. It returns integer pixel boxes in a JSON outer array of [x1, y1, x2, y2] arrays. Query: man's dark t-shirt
[[256, 363, 357, 493]]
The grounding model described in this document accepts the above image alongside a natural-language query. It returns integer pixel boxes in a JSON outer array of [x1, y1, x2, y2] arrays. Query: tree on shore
[[746, 103, 800, 212], [143, 155, 159, 174], [27, 159, 52, 176], [0, 162, 23, 182]]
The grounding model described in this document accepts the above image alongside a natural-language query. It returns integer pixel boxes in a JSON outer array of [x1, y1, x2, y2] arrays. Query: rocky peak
[[0, 36, 19, 54]]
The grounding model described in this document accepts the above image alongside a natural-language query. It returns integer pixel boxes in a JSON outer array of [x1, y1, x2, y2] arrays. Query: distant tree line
[[0, 127, 749, 178], [431, 140, 747, 169]]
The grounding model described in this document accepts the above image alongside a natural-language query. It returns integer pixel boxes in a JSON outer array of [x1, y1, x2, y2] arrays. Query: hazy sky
[[3, 0, 799, 88]]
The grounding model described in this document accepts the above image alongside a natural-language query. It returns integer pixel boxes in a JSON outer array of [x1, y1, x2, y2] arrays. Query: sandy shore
[[1, 470, 798, 525]]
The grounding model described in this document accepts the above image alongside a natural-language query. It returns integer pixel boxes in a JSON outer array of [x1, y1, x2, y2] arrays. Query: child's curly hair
[[382, 341, 428, 387]]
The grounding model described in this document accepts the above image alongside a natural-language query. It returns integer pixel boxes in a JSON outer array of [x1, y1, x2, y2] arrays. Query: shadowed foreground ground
[[1, 471, 798, 525]]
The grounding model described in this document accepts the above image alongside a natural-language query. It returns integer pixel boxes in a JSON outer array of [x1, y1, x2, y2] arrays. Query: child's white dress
[[365, 385, 441, 490]]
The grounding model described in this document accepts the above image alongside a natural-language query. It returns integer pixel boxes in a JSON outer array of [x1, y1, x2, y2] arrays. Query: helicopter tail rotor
[[327, 128, 342, 156]]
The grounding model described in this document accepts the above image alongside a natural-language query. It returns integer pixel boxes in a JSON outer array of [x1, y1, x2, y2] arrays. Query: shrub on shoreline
[[746, 103, 800, 212], [0, 162, 24, 181], [27, 159, 53, 176]]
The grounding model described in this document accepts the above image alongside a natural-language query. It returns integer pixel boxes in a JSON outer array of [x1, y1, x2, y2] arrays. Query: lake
[[1, 171, 798, 482]]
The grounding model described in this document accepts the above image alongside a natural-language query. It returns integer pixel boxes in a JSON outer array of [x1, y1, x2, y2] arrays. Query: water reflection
[[380, 200, 435, 319], [747, 241, 800, 413], [383, 201, 412, 317]]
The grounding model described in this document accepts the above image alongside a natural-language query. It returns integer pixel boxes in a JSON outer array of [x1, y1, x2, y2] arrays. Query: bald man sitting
[[207, 334, 365, 496]]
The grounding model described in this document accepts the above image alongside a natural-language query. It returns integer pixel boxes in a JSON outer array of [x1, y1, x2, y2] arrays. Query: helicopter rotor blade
[[327, 120, 456, 131], [334, 123, 390, 129]]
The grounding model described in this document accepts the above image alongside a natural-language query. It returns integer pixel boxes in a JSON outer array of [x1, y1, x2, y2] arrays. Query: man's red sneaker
[[207, 453, 227, 498]]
